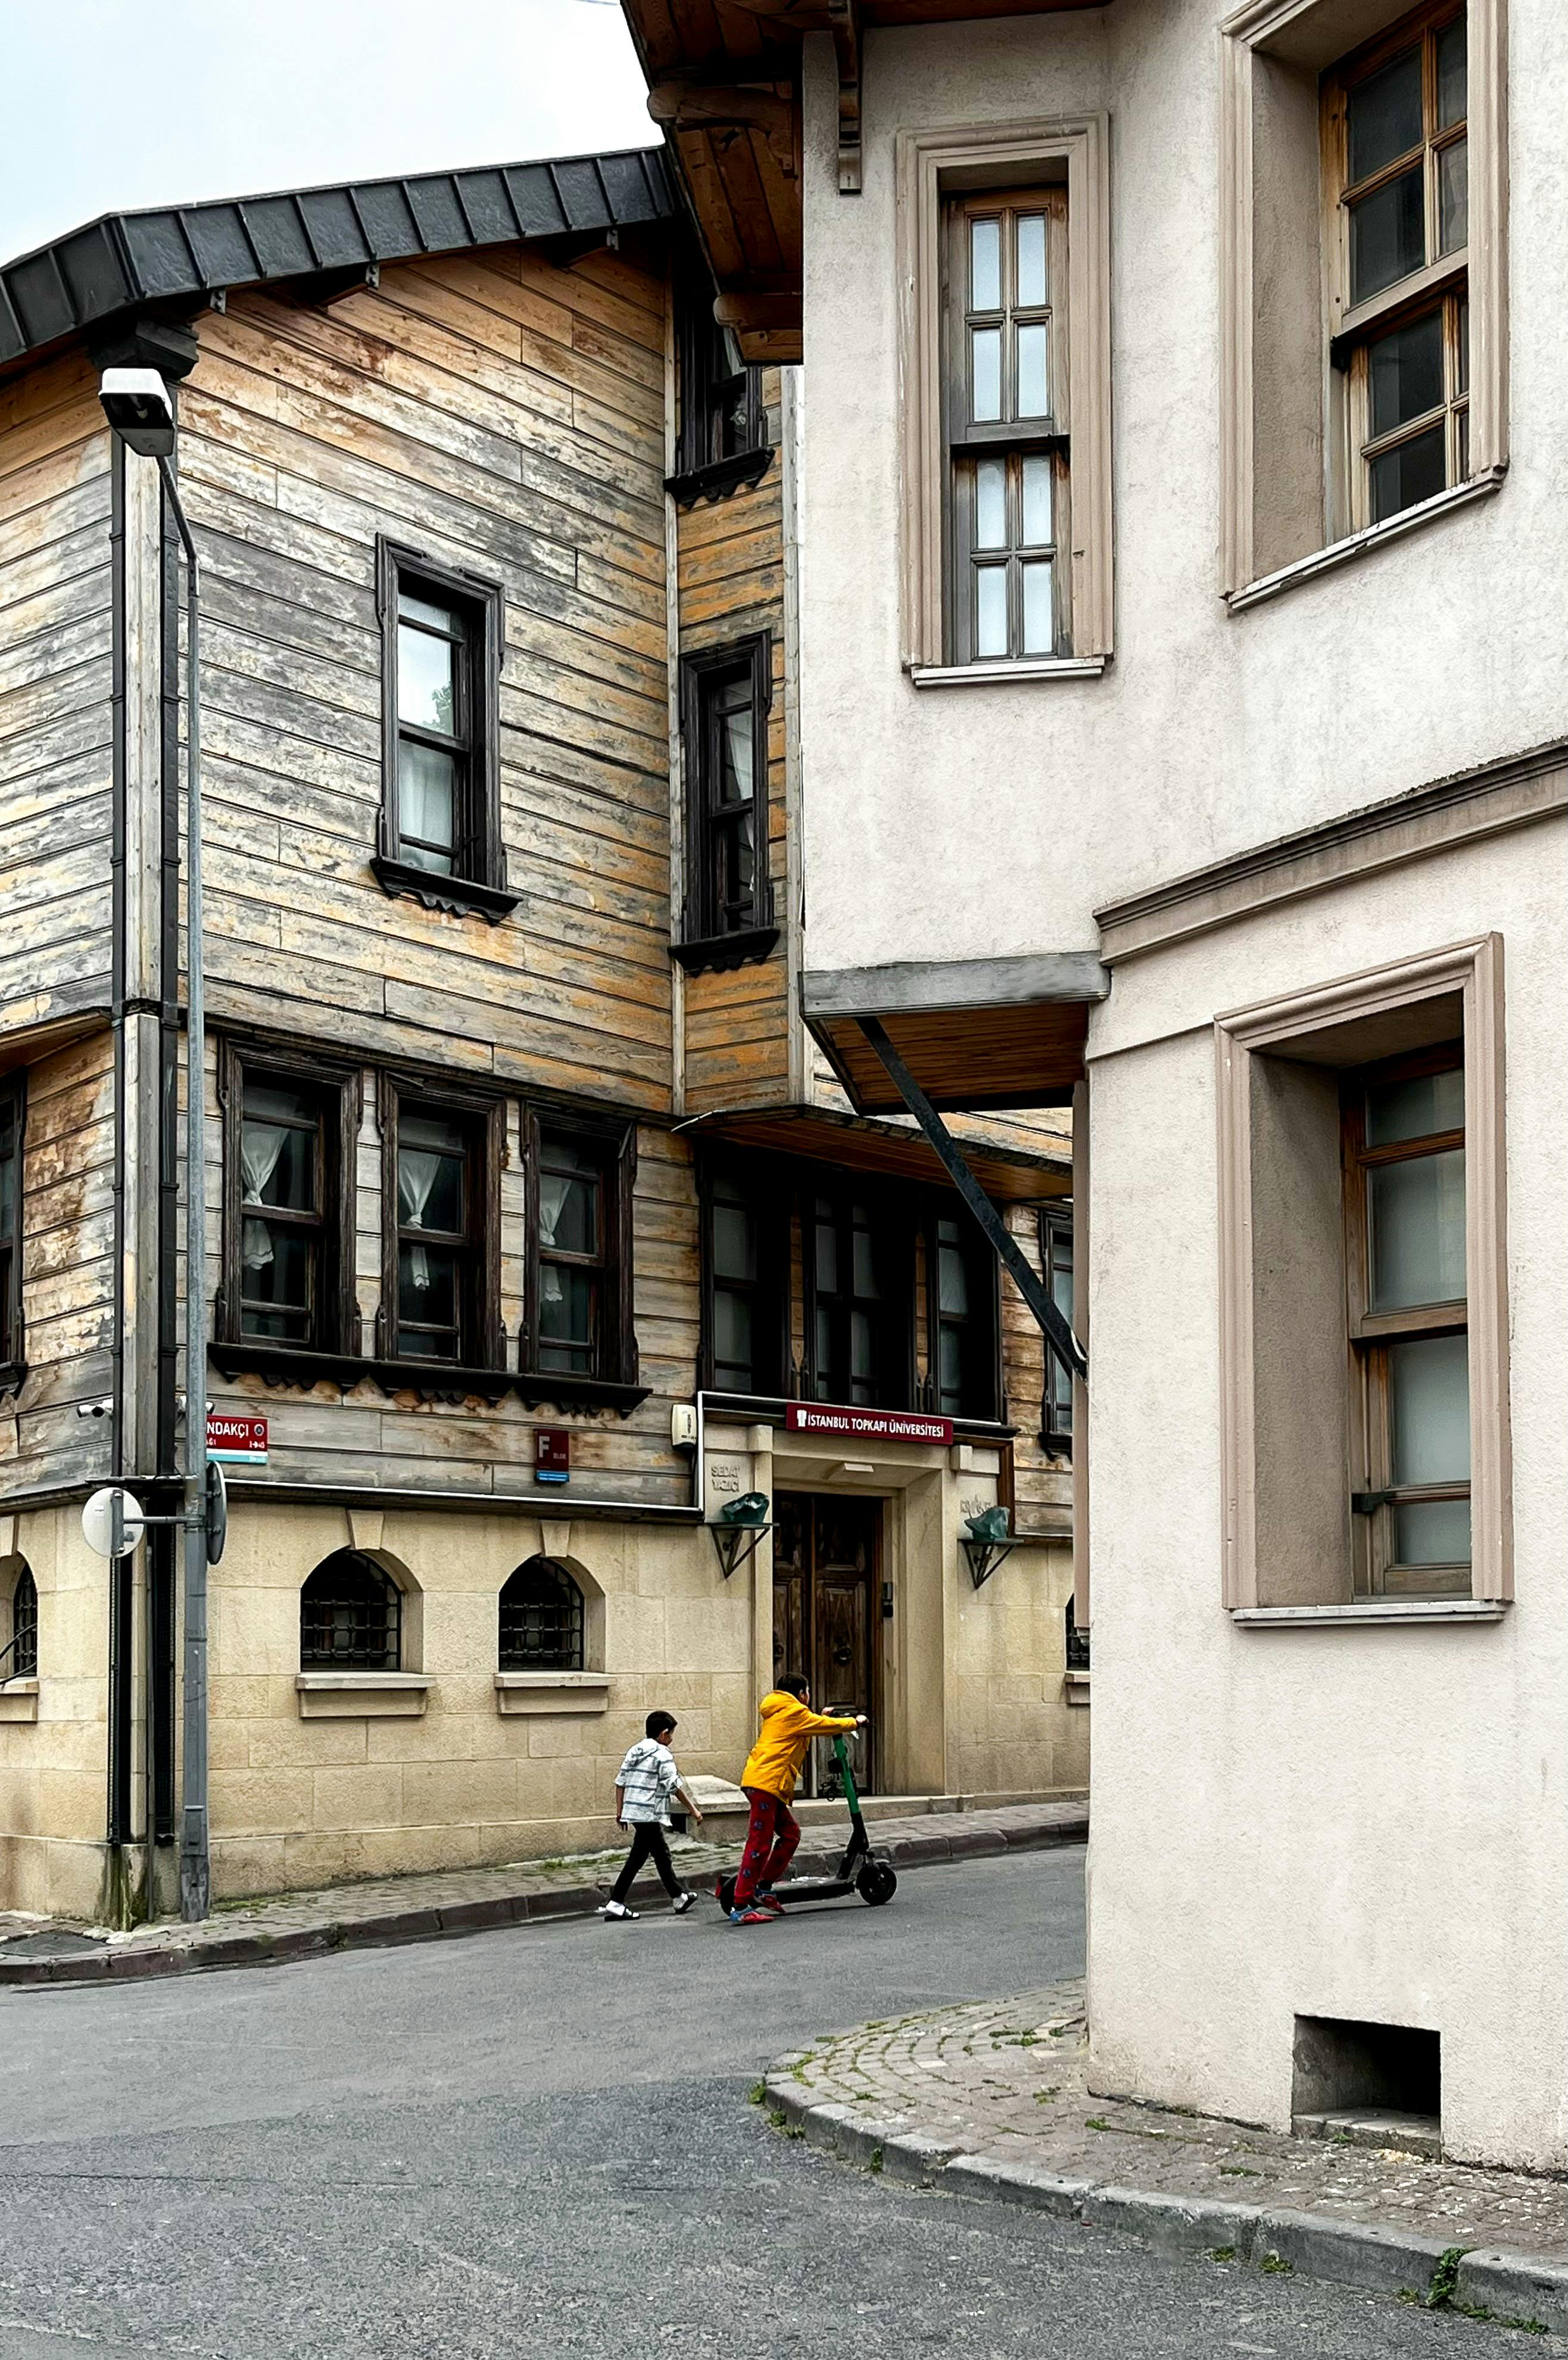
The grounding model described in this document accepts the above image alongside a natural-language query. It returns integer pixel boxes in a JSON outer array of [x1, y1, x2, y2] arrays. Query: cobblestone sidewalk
[[0, 1798, 1087, 1988], [765, 1985, 1568, 2337]]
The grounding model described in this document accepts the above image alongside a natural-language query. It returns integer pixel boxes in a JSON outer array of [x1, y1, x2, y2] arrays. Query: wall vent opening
[[1292, 2015, 1441, 2157]]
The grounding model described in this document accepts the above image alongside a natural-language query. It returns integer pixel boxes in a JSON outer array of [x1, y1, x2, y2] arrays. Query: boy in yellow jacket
[[729, 1675, 865, 1925]]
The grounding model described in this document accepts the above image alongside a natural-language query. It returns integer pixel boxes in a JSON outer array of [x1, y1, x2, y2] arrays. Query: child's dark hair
[[777, 1673, 810, 1700], [646, 1708, 677, 1739]]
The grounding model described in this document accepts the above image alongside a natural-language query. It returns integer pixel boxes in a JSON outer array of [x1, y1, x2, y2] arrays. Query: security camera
[[98, 367, 176, 457]]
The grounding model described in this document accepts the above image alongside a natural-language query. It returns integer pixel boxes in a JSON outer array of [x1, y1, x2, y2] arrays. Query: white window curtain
[[538, 1172, 573, 1315], [241, 1120, 288, 1271], [398, 1148, 443, 1291]]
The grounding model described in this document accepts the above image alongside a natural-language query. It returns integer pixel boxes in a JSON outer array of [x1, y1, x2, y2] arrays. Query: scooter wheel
[[716, 1875, 738, 1913], [856, 1860, 897, 1907]]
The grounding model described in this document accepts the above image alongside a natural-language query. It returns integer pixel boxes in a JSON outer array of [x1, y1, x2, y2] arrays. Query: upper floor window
[[221, 1048, 355, 1361], [897, 117, 1112, 676], [946, 192, 1070, 665], [929, 1212, 1000, 1422], [526, 1115, 637, 1391], [1326, 7, 1470, 529], [1342, 1046, 1469, 1594], [669, 279, 771, 502], [809, 1189, 912, 1411], [677, 639, 775, 966], [374, 541, 513, 920], [703, 1167, 786, 1398], [389, 1097, 488, 1366], [1040, 1204, 1074, 1450], [0, 1077, 21, 1375]]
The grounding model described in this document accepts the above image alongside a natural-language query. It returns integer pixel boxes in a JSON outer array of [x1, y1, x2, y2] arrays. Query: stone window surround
[[1218, 0, 1509, 608], [1214, 933, 1511, 1615], [895, 113, 1113, 677]]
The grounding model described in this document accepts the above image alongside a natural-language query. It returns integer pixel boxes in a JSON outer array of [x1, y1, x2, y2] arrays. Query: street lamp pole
[[158, 459, 210, 1925], [98, 369, 210, 1922]]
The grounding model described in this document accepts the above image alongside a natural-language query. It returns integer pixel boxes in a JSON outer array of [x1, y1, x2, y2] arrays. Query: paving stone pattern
[[0, 1798, 1087, 1987], [769, 1985, 1568, 2322]]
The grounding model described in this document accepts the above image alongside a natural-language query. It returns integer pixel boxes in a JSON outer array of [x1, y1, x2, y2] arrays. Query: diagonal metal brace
[[858, 1018, 1087, 1383]]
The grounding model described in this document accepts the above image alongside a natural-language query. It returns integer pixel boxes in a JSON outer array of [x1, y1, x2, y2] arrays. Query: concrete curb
[[759, 2071, 1568, 2332], [0, 1808, 1087, 1991]]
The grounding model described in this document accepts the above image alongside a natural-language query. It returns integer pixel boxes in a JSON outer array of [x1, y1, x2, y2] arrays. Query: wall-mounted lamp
[[961, 1505, 1015, 1589], [708, 1491, 772, 1580]]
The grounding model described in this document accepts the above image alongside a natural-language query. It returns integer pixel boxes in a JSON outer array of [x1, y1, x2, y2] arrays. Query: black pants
[[610, 1820, 683, 1905]]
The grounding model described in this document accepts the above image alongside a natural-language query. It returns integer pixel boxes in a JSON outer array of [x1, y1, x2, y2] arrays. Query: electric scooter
[[716, 1721, 898, 1914]]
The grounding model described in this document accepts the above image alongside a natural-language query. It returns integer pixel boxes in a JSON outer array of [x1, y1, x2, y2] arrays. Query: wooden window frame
[[1340, 1042, 1470, 1597], [675, 636, 778, 973], [1216, 935, 1510, 1614], [896, 114, 1112, 679], [944, 191, 1073, 666], [0, 1072, 25, 1386], [805, 1180, 917, 1413], [667, 272, 772, 506], [381, 1078, 505, 1373], [218, 1042, 358, 1366], [1220, 0, 1508, 606], [925, 1206, 1002, 1424], [699, 1157, 789, 1401], [372, 538, 516, 923], [520, 1106, 639, 1402], [1039, 1202, 1075, 1453]]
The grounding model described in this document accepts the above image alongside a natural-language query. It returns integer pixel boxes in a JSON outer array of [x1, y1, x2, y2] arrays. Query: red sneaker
[[727, 1904, 774, 1925], [753, 1892, 785, 1917]]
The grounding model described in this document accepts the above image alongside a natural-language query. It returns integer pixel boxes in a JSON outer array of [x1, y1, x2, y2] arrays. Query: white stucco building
[[626, 0, 1567, 2165]]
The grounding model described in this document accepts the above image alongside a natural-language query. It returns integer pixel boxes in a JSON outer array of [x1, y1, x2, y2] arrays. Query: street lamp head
[[98, 366, 176, 457]]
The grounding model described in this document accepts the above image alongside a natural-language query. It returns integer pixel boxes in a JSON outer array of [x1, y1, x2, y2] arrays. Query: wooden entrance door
[[772, 1492, 880, 1792]]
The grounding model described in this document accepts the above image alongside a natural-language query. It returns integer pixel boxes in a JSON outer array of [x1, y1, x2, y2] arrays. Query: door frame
[[772, 1487, 883, 1794]]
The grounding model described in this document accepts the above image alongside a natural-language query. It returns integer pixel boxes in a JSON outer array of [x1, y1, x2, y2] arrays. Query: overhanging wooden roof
[[620, 0, 1106, 360], [675, 1102, 1070, 1201], [801, 952, 1108, 1113]]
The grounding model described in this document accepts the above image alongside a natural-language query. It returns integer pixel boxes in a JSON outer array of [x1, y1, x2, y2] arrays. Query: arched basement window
[[6, 1562, 36, 1679], [498, 1556, 584, 1671], [300, 1550, 402, 1671]]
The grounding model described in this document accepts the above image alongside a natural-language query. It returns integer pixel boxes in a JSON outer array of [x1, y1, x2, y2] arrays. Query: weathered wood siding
[[0, 355, 113, 1033], [0, 1028, 116, 1495], [677, 370, 791, 1112], [177, 240, 674, 1111]]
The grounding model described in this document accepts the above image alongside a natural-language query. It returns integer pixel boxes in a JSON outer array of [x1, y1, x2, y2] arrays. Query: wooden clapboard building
[[0, 147, 1081, 1923]]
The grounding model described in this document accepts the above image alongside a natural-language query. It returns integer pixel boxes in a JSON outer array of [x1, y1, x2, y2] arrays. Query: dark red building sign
[[784, 1403, 953, 1447]]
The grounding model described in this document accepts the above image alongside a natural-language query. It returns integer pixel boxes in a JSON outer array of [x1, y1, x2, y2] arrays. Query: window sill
[[664, 447, 774, 508], [1229, 1599, 1510, 1629], [1226, 468, 1507, 615], [909, 656, 1108, 690], [297, 1672, 431, 1718], [370, 854, 519, 924], [1063, 1668, 1090, 1706], [494, 1671, 610, 1717], [0, 1677, 39, 1723], [211, 1341, 648, 1416], [671, 926, 780, 976]]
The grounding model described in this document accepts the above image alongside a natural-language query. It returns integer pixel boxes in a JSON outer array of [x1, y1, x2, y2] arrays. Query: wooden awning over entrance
[[801, 952, 1108, 1115], [675, 1101, 1070, 1204]]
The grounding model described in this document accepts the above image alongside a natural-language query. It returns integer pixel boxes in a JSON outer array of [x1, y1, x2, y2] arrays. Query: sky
[[0, 0, 656, 261]]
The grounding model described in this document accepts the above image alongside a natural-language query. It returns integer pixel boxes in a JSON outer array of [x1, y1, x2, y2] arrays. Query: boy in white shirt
[[601, 1710, 705, 1921]]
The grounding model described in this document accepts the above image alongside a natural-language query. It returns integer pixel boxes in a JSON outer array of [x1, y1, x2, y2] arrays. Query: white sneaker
[[602, 1900, 638, 1920], [672, 1891, 696, 1914]]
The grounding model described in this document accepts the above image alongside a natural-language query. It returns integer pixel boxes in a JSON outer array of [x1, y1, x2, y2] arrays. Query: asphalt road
[[0, 1849, 1542, 2359]]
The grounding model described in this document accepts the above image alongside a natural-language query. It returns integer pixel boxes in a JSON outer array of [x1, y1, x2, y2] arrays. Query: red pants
[[733, 1786, 800, 1907]]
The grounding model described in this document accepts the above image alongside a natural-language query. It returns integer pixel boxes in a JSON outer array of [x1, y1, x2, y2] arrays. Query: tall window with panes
[[239, 1078, 328, 1346], [1040, 1206, 1074, 1450], [945, 190, 1071, 662], [536, 1137, 607, 1377], [0, 1081, 20, 1373], [392, 1104, 481, 1363], [1326, 6, 1469, 528], [1343, 1048, 1469, 1595]]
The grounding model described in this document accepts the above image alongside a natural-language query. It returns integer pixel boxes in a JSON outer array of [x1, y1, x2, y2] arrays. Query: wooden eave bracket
[[648, 79, 797, 179], [828, 0, 862, 194]]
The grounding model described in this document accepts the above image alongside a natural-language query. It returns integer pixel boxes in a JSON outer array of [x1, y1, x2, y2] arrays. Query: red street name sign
[[785, 1403, 953, 1447], [207, 1413, 267, 1465]]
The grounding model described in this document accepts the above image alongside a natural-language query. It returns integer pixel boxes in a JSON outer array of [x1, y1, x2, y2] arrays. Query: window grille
[[6, 1563, 36, 1679], [1065, 1596, 1090, 1672], [498, 1556, 584, 1671], [300, 1550, 401, 1670]]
